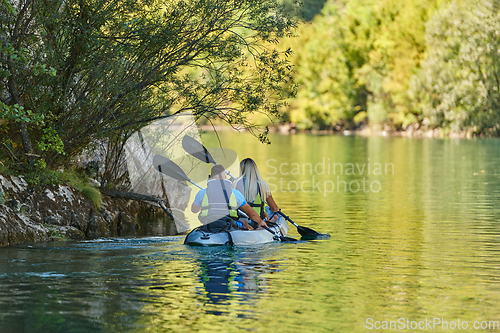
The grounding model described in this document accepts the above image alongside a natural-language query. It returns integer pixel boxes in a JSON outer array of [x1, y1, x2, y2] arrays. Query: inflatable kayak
[[184, 208, 289, 246]]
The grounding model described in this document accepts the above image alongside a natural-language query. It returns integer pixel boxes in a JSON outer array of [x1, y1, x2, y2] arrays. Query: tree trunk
[[102, 189, 174, 219], [18, 121, 35, 164]]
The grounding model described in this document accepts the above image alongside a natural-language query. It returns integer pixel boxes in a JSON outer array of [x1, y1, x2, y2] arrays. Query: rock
[[118, 211, 139, 231], [100, 209, 118, 229], [44, 189, 56, 201], [49, 225, 85, 240], [86, 209, 110, 238], [0, 175, 16, 192], [100, 208, 113, 224], [45, 215, 64, 226], [5, 199, 19, 211], [56, 185, 75, 204], [0, 186, 5, 205], [0, 172, 174, 246], [0, 210, 12, 246], [89, 178, 100, 187], [0, 206, 49, 246], [10, 176, 27, 192], [70, 211, 88, 231], [61, 226, 85, 240]]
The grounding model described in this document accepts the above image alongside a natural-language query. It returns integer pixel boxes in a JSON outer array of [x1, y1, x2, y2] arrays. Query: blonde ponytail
[[234, 158, 271, 202]]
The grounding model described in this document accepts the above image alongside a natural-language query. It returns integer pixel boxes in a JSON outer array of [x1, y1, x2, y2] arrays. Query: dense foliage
[[282, 0, 328, 21], [281, 0, 446, 130], [410, 0, 500, 135], [2, 0, 500, 189], [0, 0, 296, 179], [281, 0, 500, 135]]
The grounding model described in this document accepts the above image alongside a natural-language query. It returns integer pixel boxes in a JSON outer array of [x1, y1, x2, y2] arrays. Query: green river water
[[1, 132, 500, 332]]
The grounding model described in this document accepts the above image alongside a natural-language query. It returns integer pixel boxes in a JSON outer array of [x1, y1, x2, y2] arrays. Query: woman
[[233, 158, 280, 226]]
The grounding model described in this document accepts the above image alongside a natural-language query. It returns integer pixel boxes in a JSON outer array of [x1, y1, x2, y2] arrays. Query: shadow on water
[[198, 251, 235, 315], [114, 212, 178, 238], [0, 236, 285, 333], [188, 245, 279, 318], [4, 134, 500, 332]]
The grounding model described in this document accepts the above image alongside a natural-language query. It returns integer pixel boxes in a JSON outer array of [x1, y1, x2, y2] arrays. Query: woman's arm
[[239, 203, 268, 228], [266, 194, 279, 212]]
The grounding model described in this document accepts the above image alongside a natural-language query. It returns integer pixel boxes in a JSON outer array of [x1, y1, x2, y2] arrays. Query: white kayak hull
[[184, 209, 288, 246]]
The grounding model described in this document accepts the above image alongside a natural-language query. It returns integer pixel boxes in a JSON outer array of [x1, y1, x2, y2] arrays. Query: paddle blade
[[277, 211, 329, 240], [297, 226, 322, 237], [153, 154, 190, 182], [182, 135, 217, 164], [298, 226, 331, 240]]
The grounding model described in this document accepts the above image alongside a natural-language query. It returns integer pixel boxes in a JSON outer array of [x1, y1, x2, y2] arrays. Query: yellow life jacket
[[248, 190, 265, 219], [236, 178, 265, 219]]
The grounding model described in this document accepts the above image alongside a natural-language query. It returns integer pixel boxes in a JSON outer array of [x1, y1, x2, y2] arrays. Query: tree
[[0, 0, 296, 176], [1, 0, 15, 14], [281, 0, 329, 21], [409, 0, 500, 135], [279, 2, 367, 130], [280, 0, 447, 130]]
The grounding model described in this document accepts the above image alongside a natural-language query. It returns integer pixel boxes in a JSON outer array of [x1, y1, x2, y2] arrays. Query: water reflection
[[190, 246, 277, 317], [199, 256, 234, 315], [3, 134, 500, 332]]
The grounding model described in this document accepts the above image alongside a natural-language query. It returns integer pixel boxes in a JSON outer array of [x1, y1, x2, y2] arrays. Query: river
[[1, 132, 500, 332]]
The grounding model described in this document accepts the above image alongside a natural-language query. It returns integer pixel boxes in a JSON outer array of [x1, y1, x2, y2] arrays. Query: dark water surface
[[1, 133, 500, 332]]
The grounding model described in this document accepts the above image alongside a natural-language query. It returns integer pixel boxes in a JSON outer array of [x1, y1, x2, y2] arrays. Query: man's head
[[210, 164, 226, 180]]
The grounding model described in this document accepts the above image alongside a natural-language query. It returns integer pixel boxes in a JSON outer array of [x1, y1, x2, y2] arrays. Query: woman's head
[[238, 158, 270, 201], [239, 158, 258, 177]]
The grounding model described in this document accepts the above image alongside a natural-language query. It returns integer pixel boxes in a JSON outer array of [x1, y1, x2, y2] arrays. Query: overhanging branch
[[103, 189, 174, 219]]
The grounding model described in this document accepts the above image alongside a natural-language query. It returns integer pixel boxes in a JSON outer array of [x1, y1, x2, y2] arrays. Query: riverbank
[[0, 174, 170, 247], [200, 123, 494, 139]]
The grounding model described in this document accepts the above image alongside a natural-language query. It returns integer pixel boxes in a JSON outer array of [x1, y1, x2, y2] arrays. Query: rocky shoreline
[[200, 123, 492, 138], [0, 174, 170, 247]]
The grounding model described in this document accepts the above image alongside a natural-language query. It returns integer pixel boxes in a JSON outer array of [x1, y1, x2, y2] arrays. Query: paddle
[[263, 226, 298, 242], [237, 209, 297, 242], [153, 154, 204, 189], [182, 135, 237, 181], [153, 154, 297, 242], [277, 211, 330, 240]]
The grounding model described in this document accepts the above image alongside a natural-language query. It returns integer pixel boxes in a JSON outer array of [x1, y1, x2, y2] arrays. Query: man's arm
[[191, 189, 205, 213], [191, 202, 201, 213]]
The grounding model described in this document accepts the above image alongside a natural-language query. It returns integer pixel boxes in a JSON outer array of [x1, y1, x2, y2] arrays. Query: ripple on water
[[2, 135, 500, 332]]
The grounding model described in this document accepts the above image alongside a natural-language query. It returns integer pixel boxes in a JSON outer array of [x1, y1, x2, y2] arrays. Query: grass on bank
[[58, 170, 103, 210], [0, 159, 102, 210]]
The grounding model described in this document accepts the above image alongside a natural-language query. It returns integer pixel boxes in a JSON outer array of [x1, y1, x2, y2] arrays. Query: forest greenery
[[279, 0, 500, 136], [0, 0, 297, 186], [58, 170, 103, 209], [280, 0, 448, 130], [2, 0, 500, 191], [409, 0, 500, 136], [281, 0, 328, 21]]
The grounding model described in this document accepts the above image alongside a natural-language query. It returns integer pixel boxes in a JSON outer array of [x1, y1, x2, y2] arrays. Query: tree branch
[[102, 189, 175, 220]]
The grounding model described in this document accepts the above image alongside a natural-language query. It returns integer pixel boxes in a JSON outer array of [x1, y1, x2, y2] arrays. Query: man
[[191, 164, 268, 230]]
